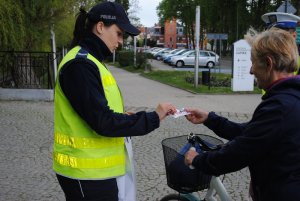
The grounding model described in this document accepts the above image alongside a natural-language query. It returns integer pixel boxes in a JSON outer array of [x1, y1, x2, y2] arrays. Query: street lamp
[[236, 1, 239, 40], [144, 27, 147, 50]]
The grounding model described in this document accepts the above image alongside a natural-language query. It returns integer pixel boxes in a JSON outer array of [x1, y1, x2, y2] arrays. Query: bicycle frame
[[161, 134, 231, 201], [204, 176, 232, 201], [180, 176, 232, 201]]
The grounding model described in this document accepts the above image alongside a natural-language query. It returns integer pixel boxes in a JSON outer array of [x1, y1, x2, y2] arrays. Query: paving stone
[[0, 65, 261, 201]]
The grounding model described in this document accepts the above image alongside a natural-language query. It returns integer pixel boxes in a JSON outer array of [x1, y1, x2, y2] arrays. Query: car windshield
[[169, 49, 180, 54], [209, 52, 216, 56], [182, 50, 194, 56], [176, 49, 189, 55]]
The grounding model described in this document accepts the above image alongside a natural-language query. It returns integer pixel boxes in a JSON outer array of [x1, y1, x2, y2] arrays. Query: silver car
[[170, 50, 219, 68]]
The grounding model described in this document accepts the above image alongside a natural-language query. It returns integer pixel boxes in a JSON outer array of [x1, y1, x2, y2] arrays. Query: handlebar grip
[[189, 147, 196, 169]]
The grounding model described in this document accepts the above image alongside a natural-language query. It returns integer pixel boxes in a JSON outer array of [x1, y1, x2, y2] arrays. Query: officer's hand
[[155, 103, 176, 121]]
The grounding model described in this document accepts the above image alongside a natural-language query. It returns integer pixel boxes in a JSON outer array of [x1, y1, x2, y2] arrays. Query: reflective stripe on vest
[[53, 46, 125, 179]]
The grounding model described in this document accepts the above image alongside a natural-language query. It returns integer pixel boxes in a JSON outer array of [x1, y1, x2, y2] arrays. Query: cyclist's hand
[[184, 149, 199, 166], [155, 103, 176, 121], [184, 108, 209, 124]]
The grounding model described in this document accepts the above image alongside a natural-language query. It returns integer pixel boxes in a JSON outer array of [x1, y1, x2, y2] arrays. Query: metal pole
[[219, 36, 221, 73], [285, 0, 288, 13], [134, 36, 137, 67], [236, 1, 238, 40], [113, 51, 115, 64], [194, 6, 200, 88], [110, 0, 116, 63], [50, 25, 57, 81], [144, 27, 147, 51], [219, 36, 221, 59]]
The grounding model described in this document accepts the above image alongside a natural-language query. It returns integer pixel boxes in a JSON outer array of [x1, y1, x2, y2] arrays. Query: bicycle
[[160, 133, 232, 201]]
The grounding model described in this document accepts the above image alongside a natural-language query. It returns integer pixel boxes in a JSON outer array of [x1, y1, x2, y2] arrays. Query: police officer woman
[[53, 2, 176, 201]]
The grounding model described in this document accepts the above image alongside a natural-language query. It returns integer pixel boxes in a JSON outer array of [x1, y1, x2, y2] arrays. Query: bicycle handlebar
[[187, 133, 222, 151]]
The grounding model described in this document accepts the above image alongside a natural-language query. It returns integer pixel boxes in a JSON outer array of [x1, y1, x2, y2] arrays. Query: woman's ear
[[266, 56, 273, 72], [95, 21, 104, 35]]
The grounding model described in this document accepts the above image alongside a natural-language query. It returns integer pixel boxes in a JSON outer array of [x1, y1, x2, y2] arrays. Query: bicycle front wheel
[[160, 194, 190, 201]]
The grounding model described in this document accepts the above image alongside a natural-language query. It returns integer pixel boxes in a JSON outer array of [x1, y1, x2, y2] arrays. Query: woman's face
[[96, 23, 124, 53], [250, 54, 271, 89]]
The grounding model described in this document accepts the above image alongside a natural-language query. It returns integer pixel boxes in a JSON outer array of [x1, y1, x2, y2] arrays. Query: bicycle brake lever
[[187, 133, 196, 145], [195, 136, 220, 151]]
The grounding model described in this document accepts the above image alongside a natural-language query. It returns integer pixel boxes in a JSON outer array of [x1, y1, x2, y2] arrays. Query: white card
[[172, 108, 191, 118]]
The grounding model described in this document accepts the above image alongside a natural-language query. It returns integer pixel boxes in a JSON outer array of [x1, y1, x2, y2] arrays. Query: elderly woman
[[184, 28, 300, 201]]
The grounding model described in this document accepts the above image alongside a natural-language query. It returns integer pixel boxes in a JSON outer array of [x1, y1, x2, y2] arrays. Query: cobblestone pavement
[[0, 66, 259, 201]]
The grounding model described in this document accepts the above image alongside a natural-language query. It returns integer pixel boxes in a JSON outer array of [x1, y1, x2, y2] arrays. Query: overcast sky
[[137, 0, 161, 27]]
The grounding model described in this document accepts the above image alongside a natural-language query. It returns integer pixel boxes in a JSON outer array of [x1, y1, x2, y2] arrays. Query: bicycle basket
[[161, 134, 224, 193]]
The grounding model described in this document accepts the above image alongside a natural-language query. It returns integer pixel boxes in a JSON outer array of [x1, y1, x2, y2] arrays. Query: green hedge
[[117, 50, 151, 70], [118, 50, 134, 66]]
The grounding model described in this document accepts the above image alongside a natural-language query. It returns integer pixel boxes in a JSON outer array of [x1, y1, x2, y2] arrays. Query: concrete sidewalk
[[0, 66, 261, 201], [112, 65, 261, 114]]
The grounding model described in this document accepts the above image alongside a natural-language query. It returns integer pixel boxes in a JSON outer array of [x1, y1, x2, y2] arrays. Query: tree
[[157, 0, 300, 55], [157, 0, 196, 48], [0, 0, 25, 50], [19, 0, 82, 51], [127, 0, 141, 26]]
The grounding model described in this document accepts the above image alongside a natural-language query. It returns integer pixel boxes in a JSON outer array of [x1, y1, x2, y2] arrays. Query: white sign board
[[207, 33, 228, 40], [232, 40, 254, 91], [277, 1, 296, 14]]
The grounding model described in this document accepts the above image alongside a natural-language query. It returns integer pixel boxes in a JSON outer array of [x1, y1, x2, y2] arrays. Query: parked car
[[148, 47, 164, 55], [168, 50, 194, 65], [153, 48, 172, 60], [159, 49, 181, 60], [170, 50, 219, 68], [163, 49, 190, 64]]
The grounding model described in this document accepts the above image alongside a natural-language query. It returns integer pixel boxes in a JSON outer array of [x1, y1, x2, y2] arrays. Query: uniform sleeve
[[59, 60, 160, 137], [204, 112, 247, 140], [193, 100, 284, 176]]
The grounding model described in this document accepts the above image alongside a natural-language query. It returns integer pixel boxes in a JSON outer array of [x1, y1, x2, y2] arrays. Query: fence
[[0, 51, 59, 89]]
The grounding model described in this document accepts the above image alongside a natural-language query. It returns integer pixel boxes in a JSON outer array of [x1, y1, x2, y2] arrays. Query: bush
[[136, 52, 152, 69], [117, 50, 151, 70], [118, 50, 134, 67], [185, 75, 231, 87]]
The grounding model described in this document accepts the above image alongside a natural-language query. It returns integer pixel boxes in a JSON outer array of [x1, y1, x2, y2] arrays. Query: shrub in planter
[[185, 75, 231, 87]]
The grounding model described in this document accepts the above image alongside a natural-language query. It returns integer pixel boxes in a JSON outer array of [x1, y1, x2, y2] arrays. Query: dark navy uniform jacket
[[58, 32, 159, 137], [193, 76, 300, 201]]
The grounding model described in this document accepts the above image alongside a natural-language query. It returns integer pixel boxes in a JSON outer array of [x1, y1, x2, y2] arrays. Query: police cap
[[261, 12, 300, 30]]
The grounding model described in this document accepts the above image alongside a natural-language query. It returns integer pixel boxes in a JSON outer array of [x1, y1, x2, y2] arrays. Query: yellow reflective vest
[[53, 46, 126, 179]]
